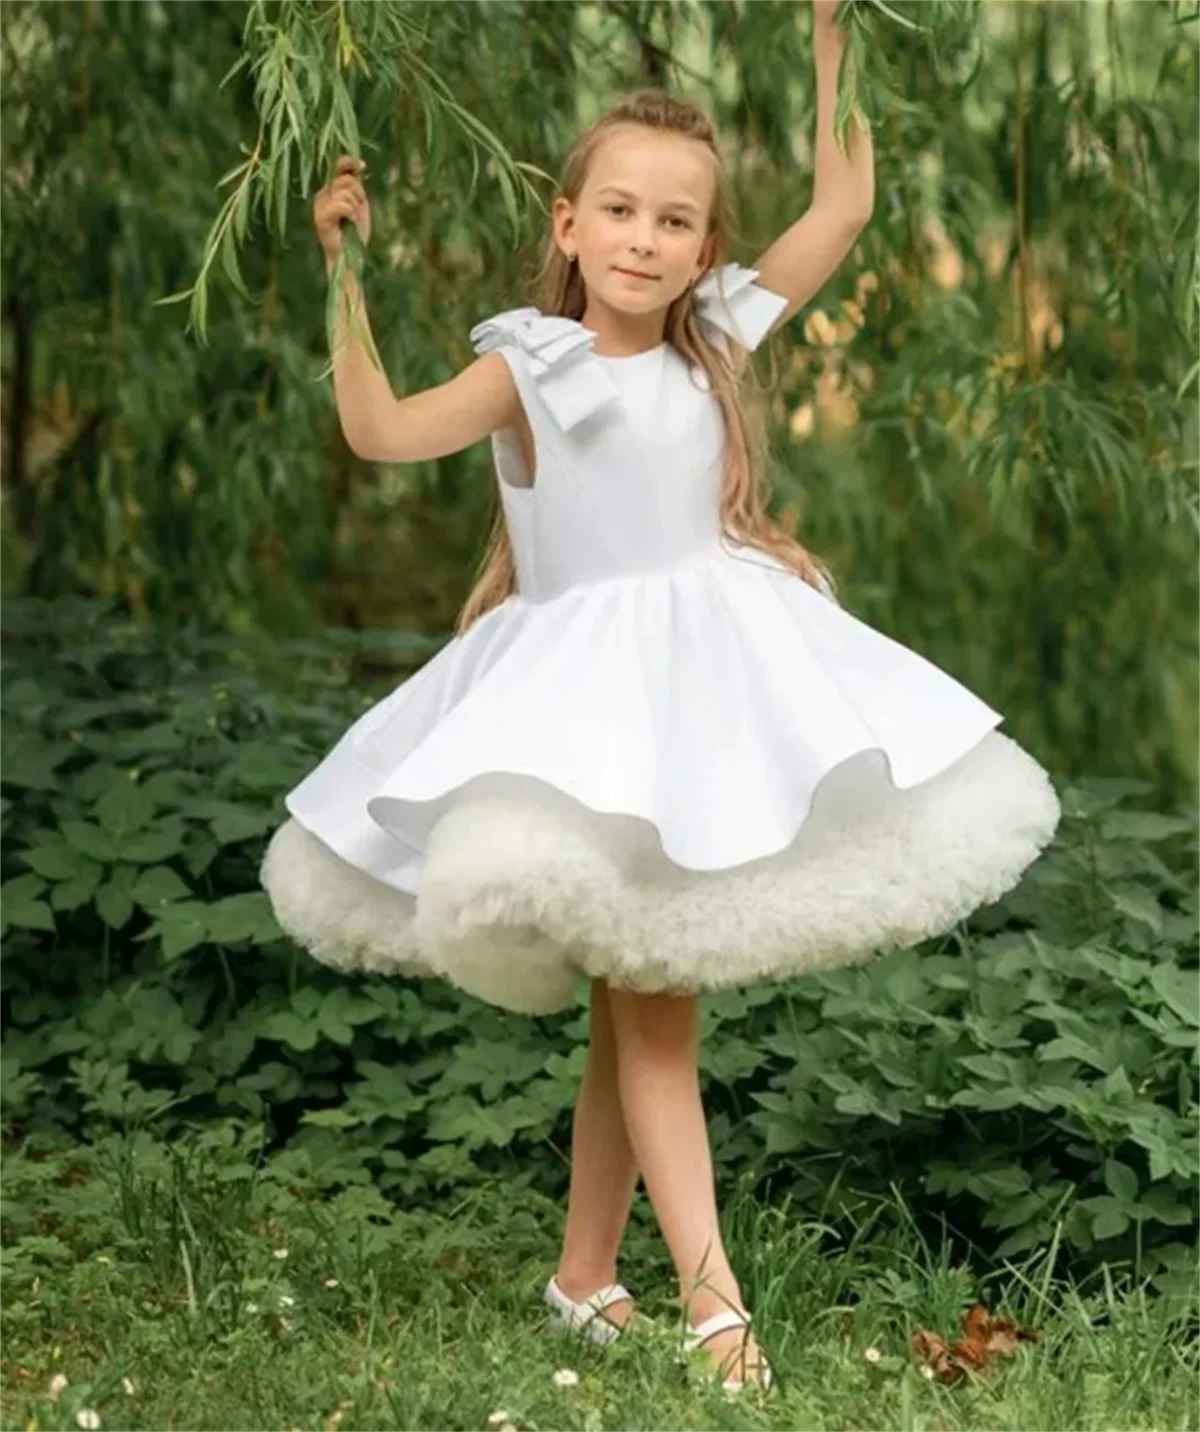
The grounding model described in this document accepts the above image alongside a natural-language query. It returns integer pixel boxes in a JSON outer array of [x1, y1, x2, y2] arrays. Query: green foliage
[[2, 599, 1196, 1298]]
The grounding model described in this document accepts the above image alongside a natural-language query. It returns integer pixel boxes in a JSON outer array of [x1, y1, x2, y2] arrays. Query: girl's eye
[[605, 203, 690, 229]]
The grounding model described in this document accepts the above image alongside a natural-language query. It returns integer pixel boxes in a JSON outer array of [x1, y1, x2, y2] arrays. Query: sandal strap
[[583, 1282, 632, 1315], [545, 1276, 632, 1322], [683, 1306, 752, 1348]]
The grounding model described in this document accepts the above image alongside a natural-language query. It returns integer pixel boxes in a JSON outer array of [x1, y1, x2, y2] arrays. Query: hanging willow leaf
[[183, 0, 537, 346], [859, 0, 925, 32], [276, 143, 291, 240], [220, 225, 251, 302]]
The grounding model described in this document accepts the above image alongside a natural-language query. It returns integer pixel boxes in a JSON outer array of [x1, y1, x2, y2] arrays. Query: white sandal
[[542, 1275, 635, 1346], [679, 1306, 775, 1394]]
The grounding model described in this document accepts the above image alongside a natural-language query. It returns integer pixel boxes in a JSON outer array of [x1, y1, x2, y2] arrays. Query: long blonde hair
[[455, 88, 837, 635]]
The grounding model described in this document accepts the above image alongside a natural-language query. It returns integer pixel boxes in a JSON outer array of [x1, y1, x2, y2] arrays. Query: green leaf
[[196, 803, 276, 845], [1137, 1187, 1195, 1226], [233, 172, 254, 241], [1101, 811, 1196, 842], [132, 866, 192, 909], [21, 838, 100, 884], [1107, 884, 1165, 936], [318, 1002, 355, 1046], [1083, 1196, 1131, 1241], [264, 1011, 320, 1052], [181, 834, 220, 880], [3, 873, 44, 901], [862, 0, 924, 32], [51, 874, 101, 911], [63, 820, 117, 863], [2, 873, 55, 933], [96, 869, 136, 930], [1144, 1135, 1176, 1184], [120, 824, 186, 864], [192, 262, 209, 343], [427, 1095, 523, 1149], [957, 1053, 1012, 1082], [987, 1191, 1045, 1231], [162, 1025, 202, 1065], [1, 735, 74, 790], [968, 1165, 1033, 1199], [94, 776, 157, 838], [276, 140, 291, 239], [206, 892, 280, 945], [300, 1107, 361, 1129], [220, 225, 252, 301], [1104, 1158, 1139, 1203], [1149, 964, 1199, 1027], [155, 902, 210, 962]]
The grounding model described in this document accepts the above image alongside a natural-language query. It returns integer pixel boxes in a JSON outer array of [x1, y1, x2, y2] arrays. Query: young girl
[[262, 9, 1061, 1396]]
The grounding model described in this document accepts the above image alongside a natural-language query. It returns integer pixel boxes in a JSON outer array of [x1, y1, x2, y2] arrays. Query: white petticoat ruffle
[[261, 547, 1062, 1016]]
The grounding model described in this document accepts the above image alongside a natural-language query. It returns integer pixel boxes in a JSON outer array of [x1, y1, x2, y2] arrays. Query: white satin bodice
[[471, 263, 789, 603]]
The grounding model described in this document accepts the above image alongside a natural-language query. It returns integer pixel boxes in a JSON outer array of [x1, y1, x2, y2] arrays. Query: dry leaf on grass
[[911, 1301, 1041, 1384]]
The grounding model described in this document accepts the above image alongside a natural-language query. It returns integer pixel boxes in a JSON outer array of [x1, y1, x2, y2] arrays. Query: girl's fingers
[[319, 197, 355, 225], [316, 163, 369, 238], [330, 176, 368, 205]]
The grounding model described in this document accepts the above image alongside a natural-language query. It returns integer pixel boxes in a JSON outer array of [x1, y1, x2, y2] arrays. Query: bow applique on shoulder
[[692, 262, 789, 359], [469, 308, 619, 433]]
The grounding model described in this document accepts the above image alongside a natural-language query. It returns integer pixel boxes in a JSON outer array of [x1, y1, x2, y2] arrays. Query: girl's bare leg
[[554, 978, 640, 1328], [605, 985, 766, 1384]]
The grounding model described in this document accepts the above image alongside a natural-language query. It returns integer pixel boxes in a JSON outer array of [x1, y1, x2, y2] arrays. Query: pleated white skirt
[[262, 549, 1061, 1014]]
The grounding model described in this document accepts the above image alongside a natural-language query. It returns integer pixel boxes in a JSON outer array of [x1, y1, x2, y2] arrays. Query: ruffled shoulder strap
[[469, 307, 619, 433], [693, 262, 789, 358]]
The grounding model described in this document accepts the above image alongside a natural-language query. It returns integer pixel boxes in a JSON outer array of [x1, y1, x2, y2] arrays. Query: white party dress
[[261, 262, 1061, 1016]]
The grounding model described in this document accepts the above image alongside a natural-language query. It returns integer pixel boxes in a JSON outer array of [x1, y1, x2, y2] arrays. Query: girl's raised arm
[[750, 6, 875, 340], [315, 157, 518, 464]]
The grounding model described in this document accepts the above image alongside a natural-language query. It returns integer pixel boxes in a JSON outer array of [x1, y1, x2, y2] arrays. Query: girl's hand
[[314, 155, 371, 267]]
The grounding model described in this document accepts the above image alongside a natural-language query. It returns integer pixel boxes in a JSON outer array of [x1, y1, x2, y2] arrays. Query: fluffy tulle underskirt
[[261, 728, 1060, 1016]]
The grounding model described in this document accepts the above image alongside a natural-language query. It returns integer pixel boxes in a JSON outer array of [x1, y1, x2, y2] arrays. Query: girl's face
[[555, 127, 716, 316]]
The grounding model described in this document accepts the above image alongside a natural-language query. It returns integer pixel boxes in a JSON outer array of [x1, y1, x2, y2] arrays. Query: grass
[[1, 1122, 1196, 1431]]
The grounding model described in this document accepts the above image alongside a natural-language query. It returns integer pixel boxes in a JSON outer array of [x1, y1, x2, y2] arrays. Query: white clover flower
[[552, 1367, 580, 1388], [49, 1372, 69, 1399], [121, 1376, 136, 1396], [864, 1346, 882, 1364], [76, 1411, 102, 1430], [486, 1412, 511, 1427], [279, 1294, 295, 1308], [273, 1247, 289, 1260], [324, 1278, 339, 1288], [920, 1364, 935, 1380]]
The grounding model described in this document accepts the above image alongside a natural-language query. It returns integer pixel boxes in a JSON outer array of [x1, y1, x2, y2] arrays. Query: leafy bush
[[2, 598, 1196, 1298]]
